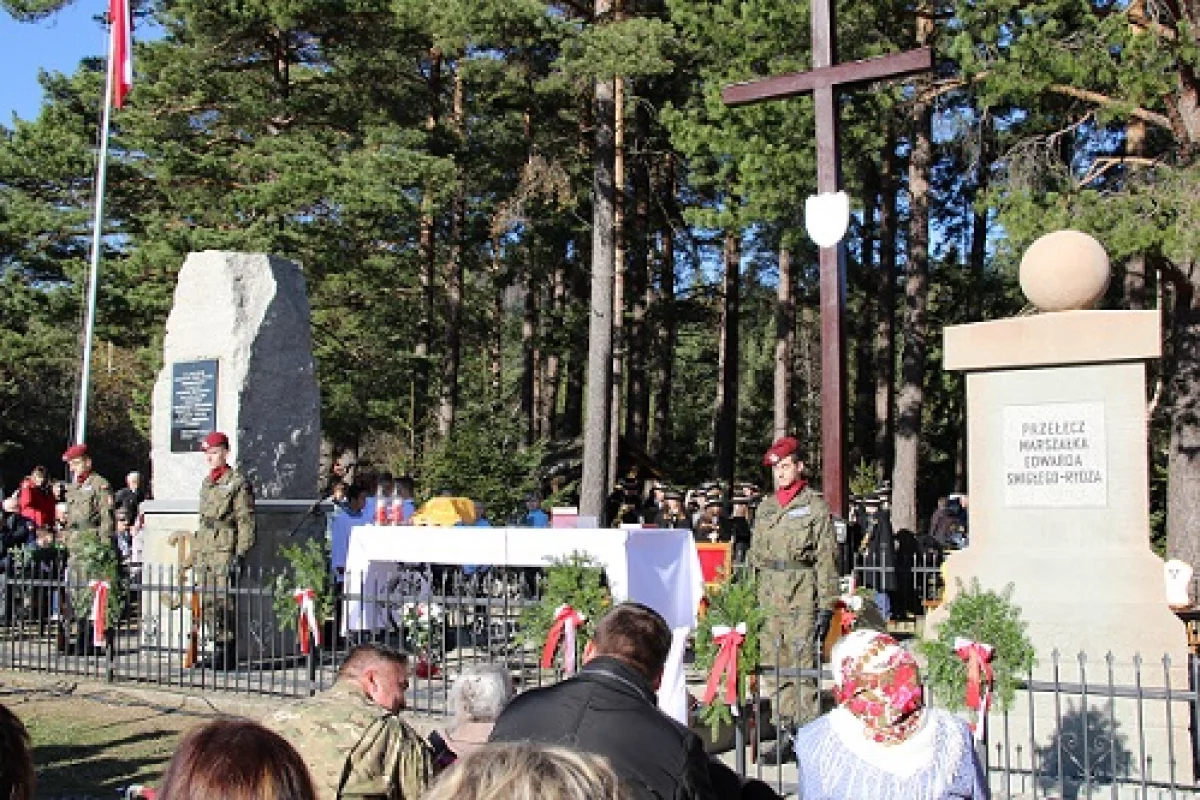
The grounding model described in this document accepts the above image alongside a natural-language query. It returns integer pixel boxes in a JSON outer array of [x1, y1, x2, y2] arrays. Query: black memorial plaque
[[170, 360, 219, 452]]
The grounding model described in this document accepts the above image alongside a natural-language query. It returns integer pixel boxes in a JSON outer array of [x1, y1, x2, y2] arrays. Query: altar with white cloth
[[342, 524, 705, 722], [343, 525, 704, 632]]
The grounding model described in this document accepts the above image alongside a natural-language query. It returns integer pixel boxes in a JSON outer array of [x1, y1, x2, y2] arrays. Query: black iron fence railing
[[0, 562, 551, 705], [852, 548, 946, 612], [2, 562, 1196, 797], [742, 637, 1200, 798]]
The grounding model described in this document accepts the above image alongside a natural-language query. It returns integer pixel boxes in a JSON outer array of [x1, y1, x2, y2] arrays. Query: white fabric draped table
[[341, 524, 705, 723]]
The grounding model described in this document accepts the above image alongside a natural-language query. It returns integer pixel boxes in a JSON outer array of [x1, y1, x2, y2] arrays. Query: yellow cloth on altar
[[410, 497, 476, 526]]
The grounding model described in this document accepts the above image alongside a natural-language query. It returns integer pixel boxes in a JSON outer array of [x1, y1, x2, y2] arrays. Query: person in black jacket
[[489, 602, 718, 800]]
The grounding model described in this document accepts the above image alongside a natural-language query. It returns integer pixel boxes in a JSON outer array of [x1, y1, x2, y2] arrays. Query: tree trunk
[[563, 248, 587, 439], [798, 306, 821, 472], [958, 112, 992, 490], [891, 23, 934, 533], [488, 237, 504, 400], [579, 28, 616, 521], [608, 73, 627, 484], [853, 164, 880, 469], [650, 157, 677, 460], [625, 112, 651, 452], [522, 270, 539, 443], [416, 48, 442, 363], [521, 109, 539, 444], [541, 258, 568, 439], [715, 229, 741, 486], [436, 67, 464, 438], [774, 247, 795, 439], [1166, 270, 1200, 586], [1162, 11, 1200, 574], [1123, 120, 1148, 310], [875, 129, 899, 482]]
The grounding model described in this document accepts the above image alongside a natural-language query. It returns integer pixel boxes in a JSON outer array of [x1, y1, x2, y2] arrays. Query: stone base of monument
[[137, 499, 328, 664], [933, 548, 1196, 790]]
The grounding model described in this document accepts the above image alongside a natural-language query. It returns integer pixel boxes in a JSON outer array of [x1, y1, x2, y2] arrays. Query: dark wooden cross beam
[[722, 12, 932, 517]]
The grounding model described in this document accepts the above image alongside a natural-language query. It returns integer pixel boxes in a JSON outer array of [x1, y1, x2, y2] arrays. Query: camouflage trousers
[[757, 608, 823, 727], [191, 542, 236, 646]]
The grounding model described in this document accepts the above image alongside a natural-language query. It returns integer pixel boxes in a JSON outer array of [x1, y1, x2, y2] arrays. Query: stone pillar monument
[[934, 230, 1190, 788], [150, 251, 321, 500], [141, 251, 326, 662]]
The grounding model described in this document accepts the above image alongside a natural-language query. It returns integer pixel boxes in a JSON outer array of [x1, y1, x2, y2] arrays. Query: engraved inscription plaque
[[170, 359, 218, 452], [1003, 401, 1107, 507]]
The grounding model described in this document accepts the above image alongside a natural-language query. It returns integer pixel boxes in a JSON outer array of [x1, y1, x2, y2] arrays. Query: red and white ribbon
[[294, 588, 322, 654], [89, 580, 110, 648], [540, 604, 586, 675], [954, 637, 995, 741], [702, 623, 747, 714]]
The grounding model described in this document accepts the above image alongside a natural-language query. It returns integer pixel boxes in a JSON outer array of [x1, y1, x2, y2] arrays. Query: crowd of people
[[0, 603, 986, 800], [0, 431, 984, 797], [0, 457, 146, 569]]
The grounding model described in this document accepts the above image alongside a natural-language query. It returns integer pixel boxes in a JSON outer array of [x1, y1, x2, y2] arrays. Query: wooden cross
[[722, 9, 932, 516]]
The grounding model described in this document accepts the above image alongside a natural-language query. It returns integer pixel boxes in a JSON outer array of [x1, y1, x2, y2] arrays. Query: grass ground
[[1, 673, 297, 799], [2, 669, 796, 799]]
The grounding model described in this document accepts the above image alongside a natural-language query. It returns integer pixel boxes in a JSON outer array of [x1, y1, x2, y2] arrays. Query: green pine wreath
[[273, 539, 334, 635], [917, 578, 1036, 713], [693, 572, 766, 734], [520, 551, 612, 664]]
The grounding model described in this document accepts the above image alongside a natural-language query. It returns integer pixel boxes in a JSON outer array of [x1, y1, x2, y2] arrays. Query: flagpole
[[75, 10, 118, 446]]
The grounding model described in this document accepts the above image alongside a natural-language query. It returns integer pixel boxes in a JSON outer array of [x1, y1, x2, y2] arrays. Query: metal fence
[[0, 561, 554, 712], [852, 547, 947, 612], [737, 639, 1200, 798], [2, 561, 1197, 797]]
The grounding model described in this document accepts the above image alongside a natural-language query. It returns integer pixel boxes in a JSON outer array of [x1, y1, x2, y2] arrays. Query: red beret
[[201, 431, 230, 451], [762, 436, 800, 466], [62, 443, 89, 461]]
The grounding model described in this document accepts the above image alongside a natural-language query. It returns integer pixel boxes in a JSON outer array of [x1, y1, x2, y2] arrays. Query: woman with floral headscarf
[[794, 629, 987, 799]]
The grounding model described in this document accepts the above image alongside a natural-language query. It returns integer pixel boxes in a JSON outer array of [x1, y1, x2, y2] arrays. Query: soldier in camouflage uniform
[[747, 435, 839, 764], [269, 643, 433, 800], [60, 443, 117, 650], [194, 431, 256, 668]]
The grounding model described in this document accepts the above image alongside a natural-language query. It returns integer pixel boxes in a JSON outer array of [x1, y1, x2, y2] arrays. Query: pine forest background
[[1, 0, 1197, 557]]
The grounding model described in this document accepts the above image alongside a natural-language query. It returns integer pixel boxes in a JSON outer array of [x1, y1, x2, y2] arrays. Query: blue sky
[[1, 5, 110, 124]]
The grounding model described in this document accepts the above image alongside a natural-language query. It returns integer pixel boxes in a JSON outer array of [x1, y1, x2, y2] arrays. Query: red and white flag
[[109, 0, 132, 108]]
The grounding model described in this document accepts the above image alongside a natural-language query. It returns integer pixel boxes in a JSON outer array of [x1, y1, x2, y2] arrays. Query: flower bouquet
[[401, 601, 445, 677]]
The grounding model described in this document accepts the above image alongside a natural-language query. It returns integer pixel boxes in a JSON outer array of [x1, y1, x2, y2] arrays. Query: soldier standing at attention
[[747, 435, 839, 765], [195, 431, 256, 669], [60, 443, 116, 651]]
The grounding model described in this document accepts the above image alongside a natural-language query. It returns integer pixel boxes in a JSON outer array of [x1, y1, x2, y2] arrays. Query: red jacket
[[19, 479, 56, 528]]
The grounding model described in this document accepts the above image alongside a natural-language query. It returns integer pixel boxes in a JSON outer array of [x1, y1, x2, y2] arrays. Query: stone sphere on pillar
[[1018, 229, 1111, 312]]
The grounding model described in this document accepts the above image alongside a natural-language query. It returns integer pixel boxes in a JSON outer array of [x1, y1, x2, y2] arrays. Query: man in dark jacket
[[489, 602, 717, 800]]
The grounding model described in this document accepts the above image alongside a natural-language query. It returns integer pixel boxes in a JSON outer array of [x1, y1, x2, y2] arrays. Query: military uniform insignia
[[787, 506, 811, 518]]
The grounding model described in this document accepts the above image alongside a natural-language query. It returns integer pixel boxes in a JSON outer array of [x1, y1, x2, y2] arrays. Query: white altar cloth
[[343, 525, 704, 632]]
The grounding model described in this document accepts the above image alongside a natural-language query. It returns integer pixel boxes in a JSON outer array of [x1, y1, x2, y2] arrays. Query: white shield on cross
[[805, 191, 850, 248]]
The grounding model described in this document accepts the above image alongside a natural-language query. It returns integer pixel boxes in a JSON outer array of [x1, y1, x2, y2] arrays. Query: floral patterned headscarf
[[831, 630, 925, 745]]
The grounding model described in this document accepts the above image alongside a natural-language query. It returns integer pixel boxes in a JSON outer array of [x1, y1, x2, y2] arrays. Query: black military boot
[[757, 726, 797, 765]]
